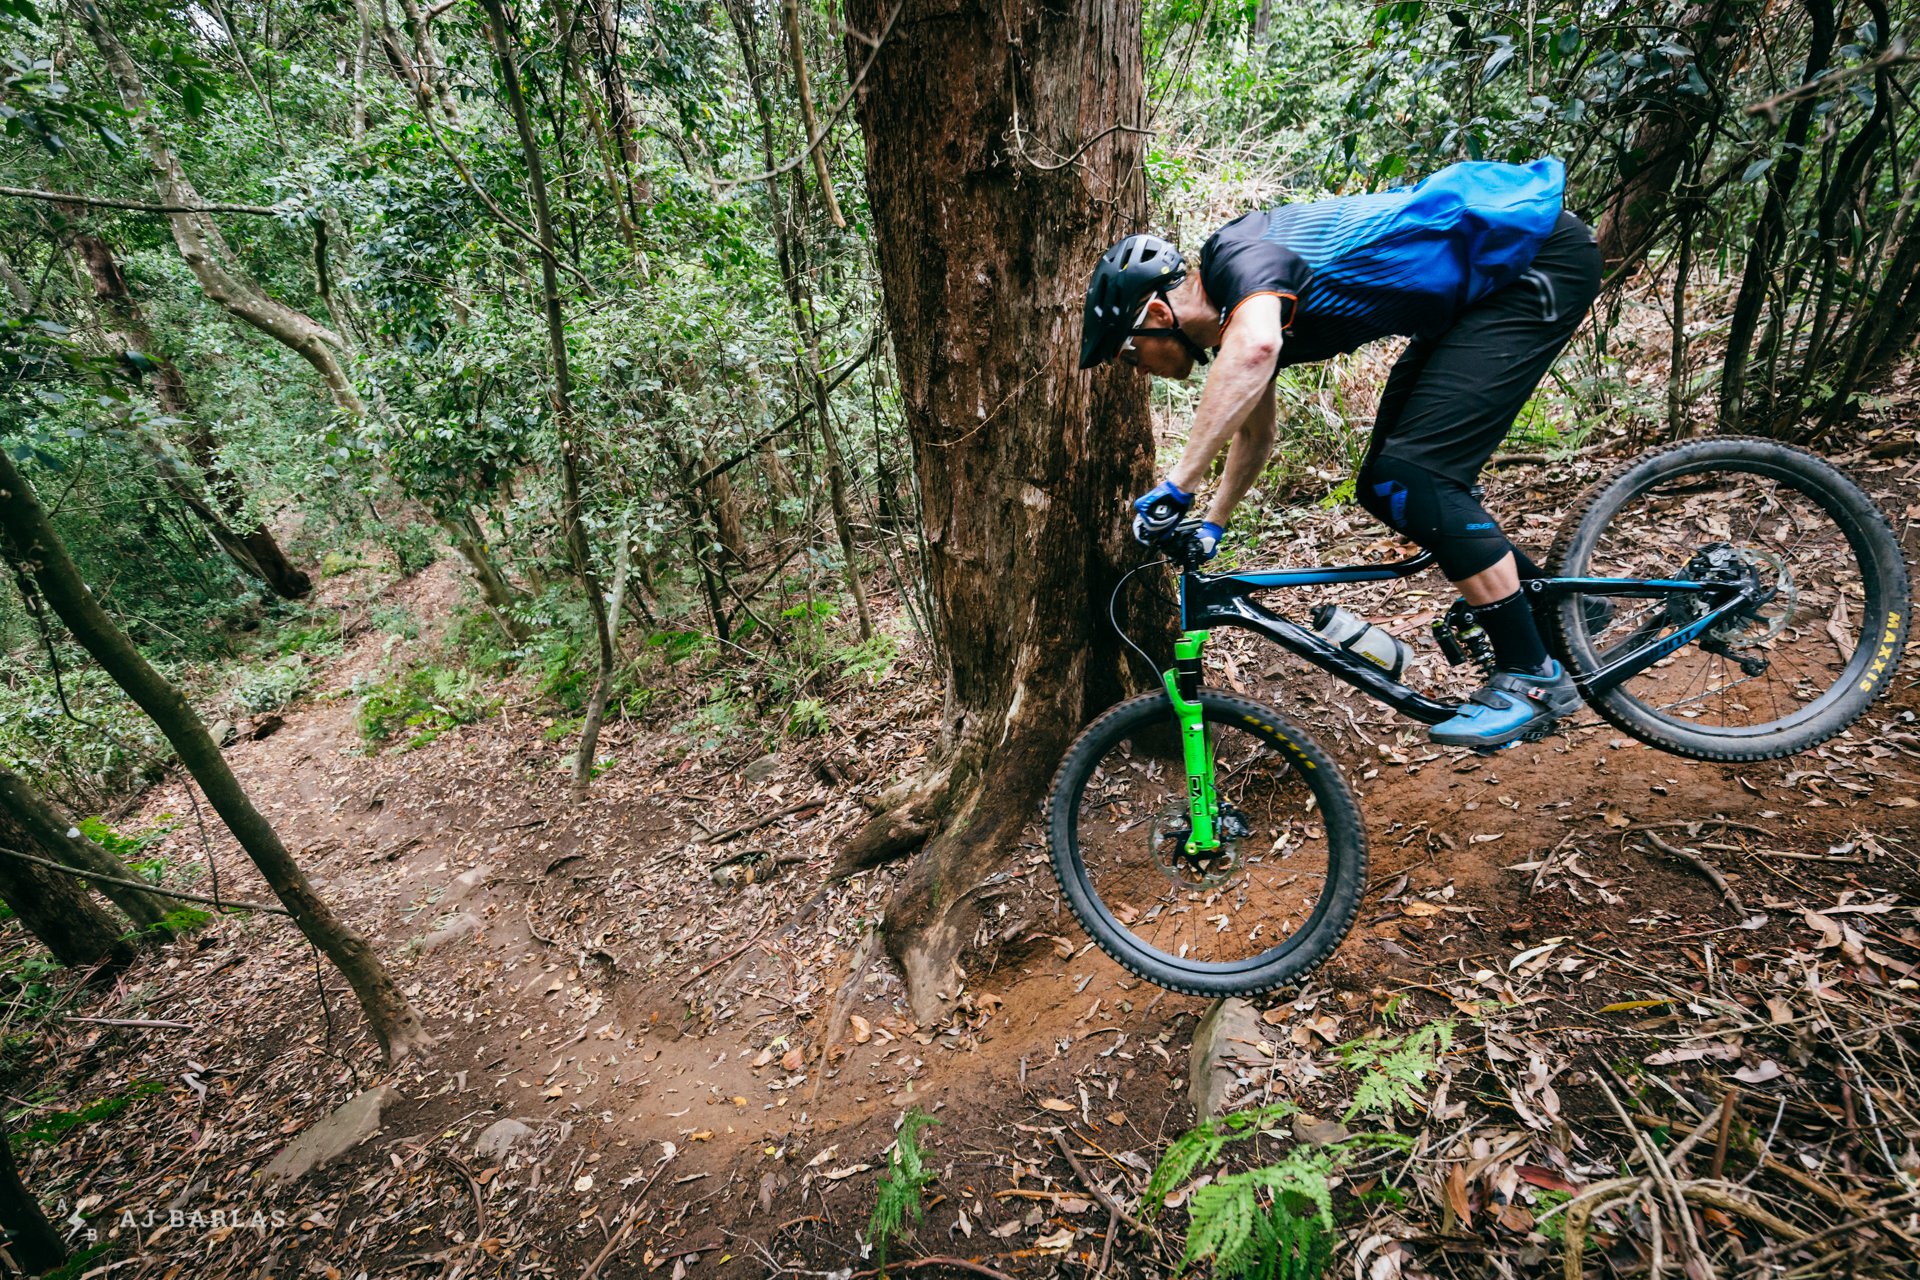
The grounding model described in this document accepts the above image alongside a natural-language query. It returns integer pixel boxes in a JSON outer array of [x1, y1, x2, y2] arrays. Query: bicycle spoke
[[1072, 715, 1331, 968]]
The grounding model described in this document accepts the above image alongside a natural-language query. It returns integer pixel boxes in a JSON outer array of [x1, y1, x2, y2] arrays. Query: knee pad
[[1357, 455, 1513, 581]]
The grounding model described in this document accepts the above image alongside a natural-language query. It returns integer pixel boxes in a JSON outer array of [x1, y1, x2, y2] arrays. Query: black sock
[[1473, 591, 1550, 673], [1512, 547, 1547, 581]]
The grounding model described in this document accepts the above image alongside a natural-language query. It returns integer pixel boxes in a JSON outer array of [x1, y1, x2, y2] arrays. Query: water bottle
[[1310, 604, 1412, 680]]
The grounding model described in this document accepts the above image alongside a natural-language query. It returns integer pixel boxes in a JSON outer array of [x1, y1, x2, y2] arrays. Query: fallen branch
[[0, 844, 288, 916], [1637, 830, 1744, 913], [703, 801, 824, 846], [1053, 1129, 1156, 1238]]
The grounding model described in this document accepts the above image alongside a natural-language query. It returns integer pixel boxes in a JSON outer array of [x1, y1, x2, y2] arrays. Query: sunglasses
[[1116, 298, 1213, 367]]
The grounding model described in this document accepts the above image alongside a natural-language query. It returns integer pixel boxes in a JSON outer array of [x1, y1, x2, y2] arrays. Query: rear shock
[[1432, 599, 1497, 678]]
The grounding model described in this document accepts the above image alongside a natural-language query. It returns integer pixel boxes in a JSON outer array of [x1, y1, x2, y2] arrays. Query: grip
[[1147, 496, 1184, 523]]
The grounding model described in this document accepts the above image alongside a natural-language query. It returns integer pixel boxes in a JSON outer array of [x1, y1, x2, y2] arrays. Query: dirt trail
[[11, 445, 1919, 1277]]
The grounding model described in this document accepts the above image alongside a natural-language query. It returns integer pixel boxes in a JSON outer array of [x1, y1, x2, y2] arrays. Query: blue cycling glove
[[1195, 521, 1225, 562], [1131, 479, 1192, 545]]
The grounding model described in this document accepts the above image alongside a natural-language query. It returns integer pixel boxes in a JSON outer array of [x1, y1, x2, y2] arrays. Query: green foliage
[[868, 1108, 940, 1277], [786, 697, 830, 738], [370, 603, 420, 640], [146, 906, 212, 935], [1338, 1020, 1454, 1123], [1145, 1102, 1299, 1210], [536, 638, 593, 713], [8, 1081, 166, 1150], [356, 665, 497, 751], [382, 521, 440, 576], [676, 696, 746, 752], [834, 634, 900, 685], [229, 655, 311, 713], [0, 952, 62, 1021], [1149, 1105, 1411, 1280], [75, 814, 172, 859]]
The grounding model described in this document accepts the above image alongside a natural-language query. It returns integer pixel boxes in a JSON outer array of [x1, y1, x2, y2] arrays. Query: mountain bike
[[1047, 437, 1910, 998]]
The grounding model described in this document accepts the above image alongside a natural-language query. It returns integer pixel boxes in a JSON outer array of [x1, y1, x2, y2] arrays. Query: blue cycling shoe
[[1430, 661, 1580, 750]]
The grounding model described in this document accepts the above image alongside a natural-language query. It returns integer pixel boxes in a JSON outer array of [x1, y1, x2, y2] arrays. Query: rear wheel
[[1546, 437, 1908, 762], [1046, 690, 1367, 998]]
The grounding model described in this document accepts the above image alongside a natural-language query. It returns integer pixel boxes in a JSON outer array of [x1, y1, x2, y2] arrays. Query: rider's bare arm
[[1204, 381, 1276, 529], [1165, 293, 1283, 500]]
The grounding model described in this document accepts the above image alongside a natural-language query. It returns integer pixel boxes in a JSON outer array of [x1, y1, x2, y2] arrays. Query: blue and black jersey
[[1198, 158, 1568, 368]]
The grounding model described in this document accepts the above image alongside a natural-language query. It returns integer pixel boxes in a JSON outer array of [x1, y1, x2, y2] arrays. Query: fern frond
[[1144, 1100, 1298, 1215], [868, 1107, 941, 1278]]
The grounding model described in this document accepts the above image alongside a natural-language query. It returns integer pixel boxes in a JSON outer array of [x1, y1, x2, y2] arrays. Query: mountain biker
[[1078, 157, 1602, 750]]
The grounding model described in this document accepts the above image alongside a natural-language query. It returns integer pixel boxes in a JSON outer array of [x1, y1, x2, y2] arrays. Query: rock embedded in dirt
[[474, 1117, 535, 1159], [741, 752, 782, 784], [1188, 997, 1266, 1119], [209, 719, 237, 747], [1291, 1112, 1353, 1146], [249, 713, 285, 740], [259, 1085, 397, 1183], [411, 911, 483, 953], [441, 865, 492, 904]]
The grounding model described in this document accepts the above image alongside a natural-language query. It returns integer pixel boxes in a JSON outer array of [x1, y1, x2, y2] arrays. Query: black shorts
[[1362, 211, 1602, 485]]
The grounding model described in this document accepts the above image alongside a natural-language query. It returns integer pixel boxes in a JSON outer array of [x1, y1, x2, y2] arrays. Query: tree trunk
[[726, 0, 874, 640], [72, 232, 313, 600], [0, 450, 431, 1061], [0, 803, 136, 973], [0, 1134, 64, 1276], [351, 0, 372, 143], [583, 0, 648, 213], [0, 767, 180, 929], [1719, 0, 1835, 430], [781, 0, 847, 228], [476, 0, 618, 799], [441, 508, 528, 641], [79, 3, 366, 425], [702, 449, 750, 563], [395, 0, 459, 120], [1592, 0, 1748, 271], [840, 0, 1153, 1019]]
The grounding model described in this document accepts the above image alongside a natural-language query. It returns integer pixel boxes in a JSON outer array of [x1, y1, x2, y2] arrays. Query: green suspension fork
[[1163, 630, 1220, 853]]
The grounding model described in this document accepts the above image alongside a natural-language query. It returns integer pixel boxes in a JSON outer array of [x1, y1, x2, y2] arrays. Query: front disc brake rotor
[[1150, 805, 1246, 889]]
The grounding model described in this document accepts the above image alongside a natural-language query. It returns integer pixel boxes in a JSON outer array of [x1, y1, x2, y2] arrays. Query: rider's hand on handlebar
[[1131, 479, 1193, 545], [1195, 521, 1224, 562]]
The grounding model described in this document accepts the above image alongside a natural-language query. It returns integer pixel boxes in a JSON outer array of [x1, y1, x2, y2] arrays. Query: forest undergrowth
[[3, 399, 1915, 1278]]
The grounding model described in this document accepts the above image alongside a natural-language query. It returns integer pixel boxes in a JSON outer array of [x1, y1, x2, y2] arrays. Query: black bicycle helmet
[[1079, 233, 1188, 369]]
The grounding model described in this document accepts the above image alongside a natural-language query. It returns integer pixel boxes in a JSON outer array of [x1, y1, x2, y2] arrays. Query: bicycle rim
[[1561, 457, 1885, 741], [1064, 708, 1341, 976]]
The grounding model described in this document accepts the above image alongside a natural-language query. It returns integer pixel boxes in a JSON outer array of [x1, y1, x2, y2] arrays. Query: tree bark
[[0, 450, 430, 1061], [0, 766, 180, 930], [79, 3, 366, 425], [1592, 0, 1749, 271], [476, 0, 618, 798], [0, 801, 136, 973], [0, 1133, 64, 1276], [1719, 0, 1835, 430], [840, 0, 1153, 1018], [441, 508, 528, 641], [72, 232, 313, 600]]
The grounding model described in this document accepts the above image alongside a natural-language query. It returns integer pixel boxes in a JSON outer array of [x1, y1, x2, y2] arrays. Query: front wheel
[[1046, 690, 1367, 998], [1547, 436, 1910, 762]]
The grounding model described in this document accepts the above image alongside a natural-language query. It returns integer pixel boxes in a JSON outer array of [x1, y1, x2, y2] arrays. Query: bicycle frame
[[1175, 551, 1761, 726], [1152, 548, 1759, 854]]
